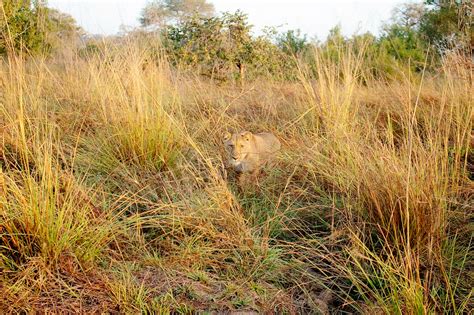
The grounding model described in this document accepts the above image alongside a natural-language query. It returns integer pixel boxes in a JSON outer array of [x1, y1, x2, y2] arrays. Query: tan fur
[[223, 131, 281, 176]]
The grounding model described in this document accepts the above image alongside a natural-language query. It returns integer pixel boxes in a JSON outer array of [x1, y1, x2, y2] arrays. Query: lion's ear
[[241, 131, 253, 141], [223, 131, 232, 142]]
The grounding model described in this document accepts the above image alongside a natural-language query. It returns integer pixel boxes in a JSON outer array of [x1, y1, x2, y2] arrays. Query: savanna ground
[[1, 41, 473, 313]]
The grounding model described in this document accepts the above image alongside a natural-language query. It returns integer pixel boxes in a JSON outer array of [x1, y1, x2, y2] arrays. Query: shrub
[[163, 11, 298, 81], [0, 1, 81, 55]]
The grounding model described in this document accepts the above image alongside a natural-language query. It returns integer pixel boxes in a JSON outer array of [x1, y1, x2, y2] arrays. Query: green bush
[[0, 1, 46, 54], [162, 11, 298, 81], [378, 24, 428, 72], [1, 1, 81, 55], [420, 0, 473, 54], [276, 29, 309, 57]]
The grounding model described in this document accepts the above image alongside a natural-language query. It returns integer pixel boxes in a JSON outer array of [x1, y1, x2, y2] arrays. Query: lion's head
[[223, 130, 280, 175], [223, 131, 254, 170]]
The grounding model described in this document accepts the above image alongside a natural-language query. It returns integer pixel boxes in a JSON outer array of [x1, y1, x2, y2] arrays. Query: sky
[[48, 0, 415, 40]]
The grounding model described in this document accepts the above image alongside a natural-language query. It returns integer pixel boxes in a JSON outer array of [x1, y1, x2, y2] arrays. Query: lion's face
[[223, 131, 253, 166]]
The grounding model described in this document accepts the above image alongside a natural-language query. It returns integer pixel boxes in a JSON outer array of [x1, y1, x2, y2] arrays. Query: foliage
[[45, 7, 84, 49], [378, 23, 428, 71], [0, 0, 46, 54], [391, 2, 426, 28], [276, 29, 309, 56], [156, 1, 472, 82], [140, 0, 215, 27], [419, 0, 473, 54], [0, 0, 81, 55], [163, 11, 297, 81]]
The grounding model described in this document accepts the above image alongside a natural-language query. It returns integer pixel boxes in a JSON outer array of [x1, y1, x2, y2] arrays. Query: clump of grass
[[1, 163, 114, 266], [70, 44, 183, 175], [0, 54, 125, 311], [1, 61, 117, 269], [106, 263, 152, 313], [291, 46, 473, 313], [108, 112, 180, 170]]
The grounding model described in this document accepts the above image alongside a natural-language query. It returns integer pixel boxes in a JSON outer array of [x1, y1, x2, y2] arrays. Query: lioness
[[223, 131, 281, 178]]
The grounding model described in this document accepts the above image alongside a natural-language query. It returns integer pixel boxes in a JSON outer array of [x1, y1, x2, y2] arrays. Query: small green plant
[[187, 270, 210, 283]]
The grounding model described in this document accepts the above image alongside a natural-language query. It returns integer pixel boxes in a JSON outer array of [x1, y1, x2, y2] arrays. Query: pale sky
[[48, 0, 416, 39]]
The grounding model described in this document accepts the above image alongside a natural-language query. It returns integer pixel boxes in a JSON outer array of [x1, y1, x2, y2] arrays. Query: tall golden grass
[[1, 41, 472, 313]]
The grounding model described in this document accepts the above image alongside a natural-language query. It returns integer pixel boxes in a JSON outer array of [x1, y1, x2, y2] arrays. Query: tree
[[375, 4, 429, 73], [419, 0, 473, 54], [0, 0, 82, 55], [391, 3, 426, 29], [0, 0, 46, 54], [162, 11, 296, 81], [276, 29, 308, 56], [163, 11, 250, 80], [139, 0, 215, 28], [379, 23, 427, 69], [43, 8, 83, 51]]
